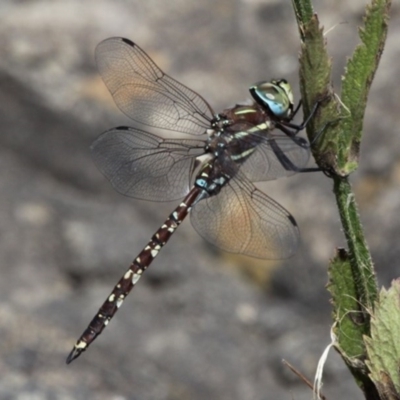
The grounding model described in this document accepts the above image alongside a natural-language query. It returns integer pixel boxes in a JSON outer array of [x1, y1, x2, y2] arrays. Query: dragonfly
[[66, 37, 317, 364]]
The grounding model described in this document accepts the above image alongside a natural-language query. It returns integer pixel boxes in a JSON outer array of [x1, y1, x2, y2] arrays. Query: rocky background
[[0, 1, 399, 399]]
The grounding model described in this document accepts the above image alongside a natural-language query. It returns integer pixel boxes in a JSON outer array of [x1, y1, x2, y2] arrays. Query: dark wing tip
[[121, 37, 135, 47], [115, 126, 130, 131], [96, 37, 136, 53], [287, 214, 297, 227]]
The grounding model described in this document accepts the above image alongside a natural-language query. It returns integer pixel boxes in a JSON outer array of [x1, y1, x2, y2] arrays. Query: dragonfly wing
[[190, 172, 299, 259], [91, 126, 205, 201], [95, 37, 215, 135], [240, 133, 311, 182]]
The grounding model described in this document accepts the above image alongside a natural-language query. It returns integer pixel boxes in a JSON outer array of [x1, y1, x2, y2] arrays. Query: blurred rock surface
[[0, 1, 399, 399]]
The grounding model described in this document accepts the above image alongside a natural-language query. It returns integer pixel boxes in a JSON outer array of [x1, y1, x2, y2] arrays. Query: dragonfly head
[[249, 79, 294, 120]]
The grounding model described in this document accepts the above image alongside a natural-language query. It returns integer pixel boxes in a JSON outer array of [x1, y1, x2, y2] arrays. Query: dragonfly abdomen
[[66, 186, 202, 363]]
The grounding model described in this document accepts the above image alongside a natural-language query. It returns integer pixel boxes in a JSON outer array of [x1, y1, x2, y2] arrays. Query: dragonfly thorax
[[211, 113, 231, 133], [207, 105, 274, 166]]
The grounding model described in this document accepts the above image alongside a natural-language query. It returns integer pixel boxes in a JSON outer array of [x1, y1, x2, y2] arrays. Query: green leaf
[[292, 10, 344, 175], [340, 0, 392, 175], [365, 280, 400, 399], [328, 250, 372, 384], [294, 0, 391, 177], [291, 0, 313, 29], [328, 248, 380, 397]]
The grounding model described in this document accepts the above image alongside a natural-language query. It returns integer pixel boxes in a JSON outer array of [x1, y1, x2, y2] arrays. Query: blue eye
[[265, 99, 285, 116], [249, 80, 293, 119]]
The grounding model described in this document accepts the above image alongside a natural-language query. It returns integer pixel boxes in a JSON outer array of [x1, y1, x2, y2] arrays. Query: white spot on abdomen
[[124, 270, 133, 280], [116, 296, 124, 308], [75, 341, 87, 350], [151, 249, 159, 258], [132, 273, 141, 284]]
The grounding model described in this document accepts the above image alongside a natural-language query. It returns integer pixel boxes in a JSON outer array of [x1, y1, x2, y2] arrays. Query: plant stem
[[333, 176, 378, 311]]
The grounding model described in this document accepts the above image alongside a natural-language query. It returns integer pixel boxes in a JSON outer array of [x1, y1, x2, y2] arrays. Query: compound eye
[[249, 80, 294, 119]]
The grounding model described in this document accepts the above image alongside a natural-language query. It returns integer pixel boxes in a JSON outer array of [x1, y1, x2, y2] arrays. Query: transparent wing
[[95, 37, 215, 135], [239, 132, 311, 182], [91, 126, 205, 201], [190, 171, 299, 259]]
